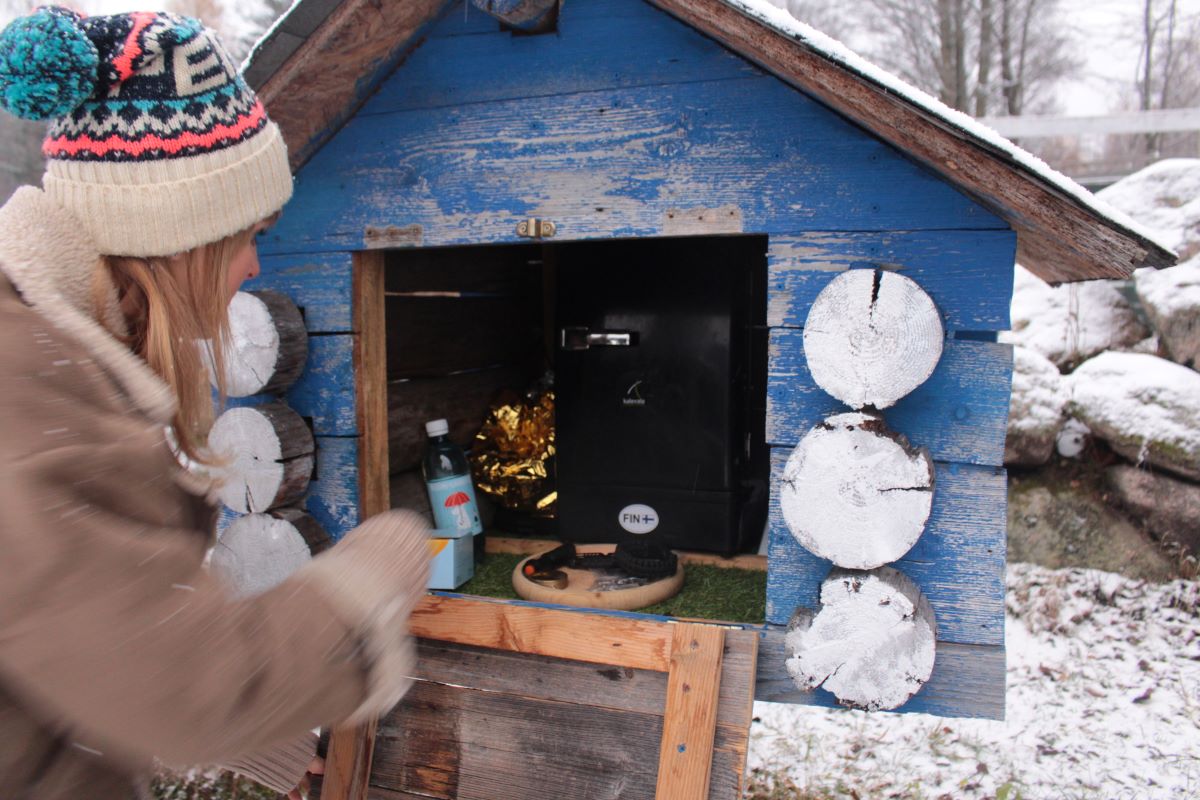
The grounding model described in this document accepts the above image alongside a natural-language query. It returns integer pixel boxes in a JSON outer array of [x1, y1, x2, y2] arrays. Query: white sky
[[1059, 0, 1200, 115]]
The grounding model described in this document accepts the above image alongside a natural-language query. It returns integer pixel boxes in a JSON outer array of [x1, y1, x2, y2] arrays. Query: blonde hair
[[97, 226, 257, 464]]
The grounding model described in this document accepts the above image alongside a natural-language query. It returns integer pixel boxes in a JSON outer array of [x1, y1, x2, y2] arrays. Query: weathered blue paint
[[767, 336, 1013, 467], [266, 44, 1005, 256], [767, 231, 1016, 332], [252, 251, 354, 333], [307, 435, 361, 539], [369, 0, 760, 114], [284, 334, 357, 437], [766, 449, 1007, 646]]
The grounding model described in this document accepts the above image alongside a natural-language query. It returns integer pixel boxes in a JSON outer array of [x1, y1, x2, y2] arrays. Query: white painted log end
[[803, 269, 944, 409], [210, 403, 314, 513], [211, 510, 328, 598], [784, 567, 936, 711], [208, 290, 308, 397], [780, 412, 934, 569]]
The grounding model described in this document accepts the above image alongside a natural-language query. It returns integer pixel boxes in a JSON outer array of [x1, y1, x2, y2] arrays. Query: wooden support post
[[656, 624, 726, 800], [322, 250, 388, 800], [354, 250, 389, 519]]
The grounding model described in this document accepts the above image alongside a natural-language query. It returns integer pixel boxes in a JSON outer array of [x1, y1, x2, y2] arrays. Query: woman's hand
[[287, 755, 324, 800]]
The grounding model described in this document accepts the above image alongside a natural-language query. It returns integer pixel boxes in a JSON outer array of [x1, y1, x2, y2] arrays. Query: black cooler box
[[554, 237, 767, 556]]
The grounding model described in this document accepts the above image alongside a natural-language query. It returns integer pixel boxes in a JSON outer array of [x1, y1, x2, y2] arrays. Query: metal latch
[[560, 327, 637, 350], [516, 218, 556, 238]]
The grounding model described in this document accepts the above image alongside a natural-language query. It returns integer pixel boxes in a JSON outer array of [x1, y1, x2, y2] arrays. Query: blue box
[[428, 527, 475, 590]]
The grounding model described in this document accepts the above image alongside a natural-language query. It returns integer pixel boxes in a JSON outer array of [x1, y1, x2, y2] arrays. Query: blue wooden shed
[[230, 0, 1173, 796]]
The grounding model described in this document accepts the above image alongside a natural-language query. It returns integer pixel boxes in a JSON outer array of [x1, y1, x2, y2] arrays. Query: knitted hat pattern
[[0, 6, 292, 257]]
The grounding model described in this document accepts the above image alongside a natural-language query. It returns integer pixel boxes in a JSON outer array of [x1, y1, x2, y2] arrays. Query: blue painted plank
[[767, 231, 1016, 333], [756, 629, 1005, 719], [285, 334, 358, 436], [365, 0, 760, 113], [266, 77, 1005, 256], [252, 251, 353, 333], [308, 436, 361, 540], [767, 335, 1013, 467], [765, 449, 1007, 646]]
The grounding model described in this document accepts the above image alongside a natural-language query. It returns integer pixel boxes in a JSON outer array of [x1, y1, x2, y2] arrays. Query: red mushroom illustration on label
[[445, 491, 473, 531]]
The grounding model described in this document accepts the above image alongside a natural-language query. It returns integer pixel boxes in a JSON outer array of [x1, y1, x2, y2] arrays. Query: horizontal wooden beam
[[257, 0, 450, 170], [410, 594, 677, 671]]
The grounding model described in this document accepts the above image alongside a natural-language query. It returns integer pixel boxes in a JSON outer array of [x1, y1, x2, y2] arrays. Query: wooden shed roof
[[244, 0, 1176, 283]]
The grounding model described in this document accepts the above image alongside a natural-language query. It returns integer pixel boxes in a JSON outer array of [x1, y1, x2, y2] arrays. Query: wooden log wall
[[253, 0, 1014, 718]]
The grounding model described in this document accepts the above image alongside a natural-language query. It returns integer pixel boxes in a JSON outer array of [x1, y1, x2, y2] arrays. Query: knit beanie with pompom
[[0, 6, 291, 257]]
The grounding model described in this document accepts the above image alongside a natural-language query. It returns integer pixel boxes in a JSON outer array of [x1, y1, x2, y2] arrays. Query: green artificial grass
[[454, 552, 767, 624]]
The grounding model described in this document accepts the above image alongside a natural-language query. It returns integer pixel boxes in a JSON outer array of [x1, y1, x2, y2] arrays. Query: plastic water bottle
[[422, 419, 484, 563]]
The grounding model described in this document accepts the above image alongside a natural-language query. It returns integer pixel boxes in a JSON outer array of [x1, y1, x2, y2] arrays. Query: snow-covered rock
[[1005, 346, 1067, 466], [1008, 477, 1176, 582], [1107, 464, 1200, 556], [1097, 158, 1200, 262], [1001, 264, 1149, 368], [1068, 351, 1200, 480], [1135, 256, 1200, 370]]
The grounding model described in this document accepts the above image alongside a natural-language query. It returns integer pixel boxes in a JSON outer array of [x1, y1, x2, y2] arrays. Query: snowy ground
[[749, 564, 1200, 799]]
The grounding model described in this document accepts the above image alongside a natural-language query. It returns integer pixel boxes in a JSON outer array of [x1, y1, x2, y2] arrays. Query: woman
[[0, 8, 428, 799]]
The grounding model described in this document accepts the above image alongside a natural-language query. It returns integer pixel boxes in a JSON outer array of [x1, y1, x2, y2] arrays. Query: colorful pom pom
[[0, 7, 98, 121]]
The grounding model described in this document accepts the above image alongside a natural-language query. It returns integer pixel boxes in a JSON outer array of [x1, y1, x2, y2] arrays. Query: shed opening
[[383, 234, 769, 567]]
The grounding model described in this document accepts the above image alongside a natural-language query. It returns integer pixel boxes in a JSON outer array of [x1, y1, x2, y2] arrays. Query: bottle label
[[427, 474, 483, 535]]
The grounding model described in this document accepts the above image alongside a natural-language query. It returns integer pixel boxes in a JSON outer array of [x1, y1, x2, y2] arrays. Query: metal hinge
[[516, 218, 556, 239]]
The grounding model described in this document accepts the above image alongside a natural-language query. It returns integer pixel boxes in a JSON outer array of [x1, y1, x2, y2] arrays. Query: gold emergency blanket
[[470, 390, 556, 514]]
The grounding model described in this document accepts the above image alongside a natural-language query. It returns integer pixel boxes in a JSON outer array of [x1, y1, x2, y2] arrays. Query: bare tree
[[775, 0, 1078, 117]]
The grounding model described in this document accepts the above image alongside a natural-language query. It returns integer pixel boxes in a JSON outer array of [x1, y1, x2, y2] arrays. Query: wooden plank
[[256, 0, 448, 170], [324, 256, 388, 800], [359, 627, 759, 800], [656, 624, 725, 800], [255, 251, 354, 333], [754, 627, 1006, 720], [765, 449, 1007, 645], [410, 594, 674, 671], [385, 295, 541, 378], [408, 633, 758, 731], [368, 684, 749, 800], [766, 230, 1016, 333], [307, 436, 360, 540], [384, 243, 542, 293], [365, 0, 760, 114], [484, 536, 768, 571], [645, 0, 1173, 281], [355, 251, 389, 520], [323, 718, 377, 800], [767, 335, 1013, 468], [286, 334, 357, 436], [265, 75, 1005, 256], [371, 682, 668, 800]]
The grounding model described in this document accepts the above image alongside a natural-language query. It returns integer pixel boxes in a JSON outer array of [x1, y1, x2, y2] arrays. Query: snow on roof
[[242, 0, 304, 73], [726, 0, 1175, 258]]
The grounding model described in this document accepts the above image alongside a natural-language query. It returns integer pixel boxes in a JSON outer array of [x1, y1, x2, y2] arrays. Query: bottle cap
[[425, 418, 449, 437]]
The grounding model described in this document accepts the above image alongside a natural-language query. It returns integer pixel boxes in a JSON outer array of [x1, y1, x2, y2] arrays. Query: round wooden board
[[512, 545, 685, 610]]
